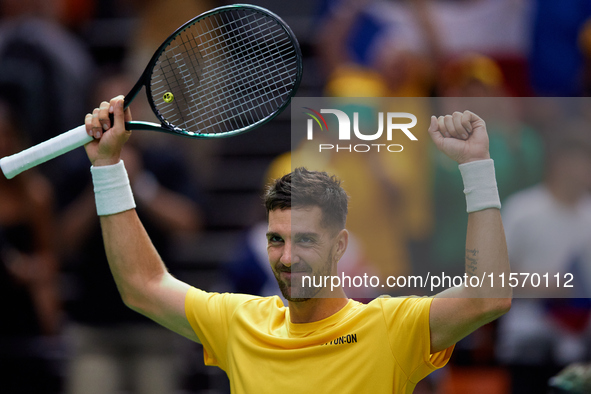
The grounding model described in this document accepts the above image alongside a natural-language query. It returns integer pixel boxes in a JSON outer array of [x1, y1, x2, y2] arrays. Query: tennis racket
[[0, 4, 302, 179]]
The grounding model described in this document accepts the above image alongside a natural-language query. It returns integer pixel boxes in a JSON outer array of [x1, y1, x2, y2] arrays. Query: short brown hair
[[264, 167, 348, 230]]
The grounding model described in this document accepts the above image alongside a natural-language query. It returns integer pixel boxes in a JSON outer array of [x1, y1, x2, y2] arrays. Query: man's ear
[[333, 229, 349, 264]]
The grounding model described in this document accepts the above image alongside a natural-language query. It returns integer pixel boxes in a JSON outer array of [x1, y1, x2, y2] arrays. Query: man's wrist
[[91, 160, 136, 216], [459, 159, 501, 213], [458, 153, 491, 165], [92, 156, 121, 167]]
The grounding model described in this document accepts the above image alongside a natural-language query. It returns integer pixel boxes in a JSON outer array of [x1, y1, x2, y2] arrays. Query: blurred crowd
[[1, 0, 591, 393]]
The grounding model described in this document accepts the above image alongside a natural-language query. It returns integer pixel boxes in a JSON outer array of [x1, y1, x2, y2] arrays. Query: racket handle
[[0, 124, 93, 179]]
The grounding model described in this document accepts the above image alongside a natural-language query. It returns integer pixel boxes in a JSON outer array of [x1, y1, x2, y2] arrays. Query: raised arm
[[426, 111, 512, 353], [84, 96, 199, 343]]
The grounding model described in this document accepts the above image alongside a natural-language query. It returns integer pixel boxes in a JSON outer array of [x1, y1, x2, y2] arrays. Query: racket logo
[[163, 92, 175, 103]]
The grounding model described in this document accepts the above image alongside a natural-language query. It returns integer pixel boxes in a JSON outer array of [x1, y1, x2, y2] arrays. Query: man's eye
[[269, 236, 283, 243], [299, 237, 313, 244]]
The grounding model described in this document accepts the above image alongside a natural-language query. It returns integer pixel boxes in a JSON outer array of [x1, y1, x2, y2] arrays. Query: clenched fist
[[427, 110, 490, 165]]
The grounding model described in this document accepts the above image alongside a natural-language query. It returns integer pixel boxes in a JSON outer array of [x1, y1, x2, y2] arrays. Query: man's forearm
[[428, 112, 512, 352], [465, 208, 512, 302], [82, 97, 198, 342], [99, 209, 168, 310]]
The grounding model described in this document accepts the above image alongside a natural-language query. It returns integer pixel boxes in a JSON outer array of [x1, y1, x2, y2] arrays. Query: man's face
[[266, 206, 342, 302]]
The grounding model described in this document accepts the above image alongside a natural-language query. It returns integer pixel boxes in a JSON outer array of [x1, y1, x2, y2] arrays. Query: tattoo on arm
[[466, 248, 479, 276]]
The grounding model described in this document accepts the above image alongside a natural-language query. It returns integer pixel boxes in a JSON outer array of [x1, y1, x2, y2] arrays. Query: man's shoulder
[[226, 293, 287, 320], [188, 287, 285, 314], [238, 293, 285, 309]]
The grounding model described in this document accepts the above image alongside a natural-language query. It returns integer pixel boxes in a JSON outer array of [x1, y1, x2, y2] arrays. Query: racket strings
[[150, 9, 300, 135], [154, 18, 288, 128], [181, 20, 293, 123], [196, 24, 295, 103], [180, 13, 295, 130], [188, 18, 297, 131], [152, 28, 205, 127]]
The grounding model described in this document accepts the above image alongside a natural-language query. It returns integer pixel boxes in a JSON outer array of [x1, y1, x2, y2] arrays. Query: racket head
[[135, 4, 303, 138]]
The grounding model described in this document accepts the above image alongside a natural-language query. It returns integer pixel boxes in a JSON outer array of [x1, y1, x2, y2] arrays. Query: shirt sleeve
[[379, 296, 454, 383], [185, 287, 258, 370]]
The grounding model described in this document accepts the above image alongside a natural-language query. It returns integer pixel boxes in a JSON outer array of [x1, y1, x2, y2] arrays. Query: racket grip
[[0, 124, 93, 179]]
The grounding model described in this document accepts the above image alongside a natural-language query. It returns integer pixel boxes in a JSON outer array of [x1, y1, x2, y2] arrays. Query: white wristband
[[91, 160, 136, 216], [458, 159, 501, 213]]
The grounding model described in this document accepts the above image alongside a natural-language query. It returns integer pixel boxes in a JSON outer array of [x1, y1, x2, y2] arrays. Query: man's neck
[[288, 289, 349, 324]]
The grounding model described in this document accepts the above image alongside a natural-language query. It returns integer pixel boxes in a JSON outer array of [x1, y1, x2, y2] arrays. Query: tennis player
[[84, 96, 511, 393]]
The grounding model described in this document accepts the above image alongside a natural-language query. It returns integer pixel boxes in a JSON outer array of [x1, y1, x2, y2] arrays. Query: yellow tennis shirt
[[185, 288, 453, 393]]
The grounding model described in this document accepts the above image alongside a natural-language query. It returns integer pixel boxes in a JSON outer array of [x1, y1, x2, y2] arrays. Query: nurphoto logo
[[303, 107, 418, 153]]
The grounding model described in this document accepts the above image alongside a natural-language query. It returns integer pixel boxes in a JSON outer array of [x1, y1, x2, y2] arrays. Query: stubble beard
[[274, 252, 334, 302]]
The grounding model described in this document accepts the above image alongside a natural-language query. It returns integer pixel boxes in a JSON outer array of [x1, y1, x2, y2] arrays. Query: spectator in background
[[427, 0, 532, 96], [496, 122, 591, 394], [529, 0, 591, 96], [316, 0, 439, 97], [0, 98, 62, 394], [122, 0, 213, 79], [316, 0, 533, 97], [315, 0, 436, 285], [580, 19, 591, 95], [59, 74, 204, 394], [437, 53, 506, 97], [119, 0, 218, 183], [0, 0, 94, 146]]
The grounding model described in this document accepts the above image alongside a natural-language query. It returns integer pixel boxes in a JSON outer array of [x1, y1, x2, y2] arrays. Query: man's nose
[[280, 242, 292, 267]]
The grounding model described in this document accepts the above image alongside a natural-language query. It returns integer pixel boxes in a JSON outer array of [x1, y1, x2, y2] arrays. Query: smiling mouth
[[280, 271, 310, 280]]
